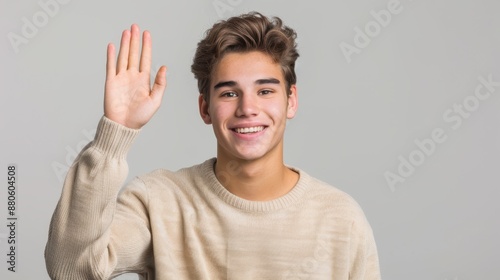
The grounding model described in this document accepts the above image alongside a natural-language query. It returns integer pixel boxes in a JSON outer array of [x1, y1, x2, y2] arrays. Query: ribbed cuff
[[92, 115, 141, 158]]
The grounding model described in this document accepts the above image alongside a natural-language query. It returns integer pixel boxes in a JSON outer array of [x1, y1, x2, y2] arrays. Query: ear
[[198, 94, 212, 124], [286, 84, 298, 119]]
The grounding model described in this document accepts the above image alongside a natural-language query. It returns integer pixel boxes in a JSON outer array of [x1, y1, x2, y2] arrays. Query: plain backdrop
[[1, 0, 499, 279]]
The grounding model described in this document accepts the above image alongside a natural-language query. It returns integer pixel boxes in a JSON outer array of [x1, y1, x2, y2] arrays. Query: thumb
[[151, 65, 167, 102]]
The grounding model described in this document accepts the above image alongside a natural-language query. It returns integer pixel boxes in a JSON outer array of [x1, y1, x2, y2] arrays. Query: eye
[[259, 89, 273, 95], [221, 91, 237, 98]]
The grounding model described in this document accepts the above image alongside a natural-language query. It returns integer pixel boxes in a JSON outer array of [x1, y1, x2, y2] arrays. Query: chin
[[233, 151, 267, 162], [218, 145, 265, 161]]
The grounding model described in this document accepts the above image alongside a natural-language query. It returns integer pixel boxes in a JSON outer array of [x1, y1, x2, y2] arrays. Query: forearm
[[45, 116, 140, 279]]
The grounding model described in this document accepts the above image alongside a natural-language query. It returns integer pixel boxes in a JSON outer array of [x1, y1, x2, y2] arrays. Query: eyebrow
[[255, 78, 280, 85], [213, 78, 280, 90], [213, 81, 237, 90]]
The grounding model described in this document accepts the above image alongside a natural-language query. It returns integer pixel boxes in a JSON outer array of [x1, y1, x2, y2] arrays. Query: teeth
[[234, 126, 264, 134]]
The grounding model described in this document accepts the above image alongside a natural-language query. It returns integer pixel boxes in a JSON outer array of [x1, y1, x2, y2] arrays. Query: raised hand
[[104, 24, 167, 129]]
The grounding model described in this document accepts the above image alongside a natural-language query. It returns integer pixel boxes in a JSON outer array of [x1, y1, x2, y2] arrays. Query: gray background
[[1, 0, 499, 279]]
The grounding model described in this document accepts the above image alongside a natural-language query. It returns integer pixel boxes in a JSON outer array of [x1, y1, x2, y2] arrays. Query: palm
[[104, 24, 167, 129]]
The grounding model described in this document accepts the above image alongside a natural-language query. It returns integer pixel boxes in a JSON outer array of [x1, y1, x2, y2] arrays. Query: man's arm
[[45, 24, 167, 279], [349, 216, 382, 280]]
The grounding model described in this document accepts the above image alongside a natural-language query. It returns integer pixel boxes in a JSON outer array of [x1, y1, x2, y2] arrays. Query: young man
[[45, 12, 381, 279]]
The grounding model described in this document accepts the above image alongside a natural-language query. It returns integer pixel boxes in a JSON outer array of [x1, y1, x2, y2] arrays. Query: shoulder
[[295, 168, 369, 225], [137, 158, 213, 185], [123, 159, 215, 198]]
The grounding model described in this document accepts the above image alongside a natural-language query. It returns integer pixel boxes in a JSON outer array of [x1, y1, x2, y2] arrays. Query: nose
[[236, 92, 260, 117]]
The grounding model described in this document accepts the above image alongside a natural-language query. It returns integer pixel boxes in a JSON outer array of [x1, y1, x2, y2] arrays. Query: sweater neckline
[[201, 158, 310, 212]]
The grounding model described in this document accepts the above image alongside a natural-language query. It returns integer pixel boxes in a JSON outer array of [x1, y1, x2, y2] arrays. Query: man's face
[[199, 51, 298, 162]]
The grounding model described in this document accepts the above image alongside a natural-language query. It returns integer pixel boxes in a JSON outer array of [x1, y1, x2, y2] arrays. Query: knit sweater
[[45, 116, 381, 280]]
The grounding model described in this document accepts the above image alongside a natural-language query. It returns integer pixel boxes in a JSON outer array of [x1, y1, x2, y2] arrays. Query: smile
[[233, 126, 265, 134]]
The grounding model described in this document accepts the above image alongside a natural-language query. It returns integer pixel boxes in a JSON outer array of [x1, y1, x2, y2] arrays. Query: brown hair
[[191, 12, 299, 102]]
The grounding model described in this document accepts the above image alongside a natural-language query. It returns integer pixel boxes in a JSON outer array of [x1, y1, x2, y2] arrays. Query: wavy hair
[[191, 12, 299, 101]]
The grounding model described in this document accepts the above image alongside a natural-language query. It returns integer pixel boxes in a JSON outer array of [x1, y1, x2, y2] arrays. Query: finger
[[106, 43, 116, 79], [139, 30, 152, 74], [151, 66, 167, 102], [116, 29, 131, 72], [128, 24, 141, 70]]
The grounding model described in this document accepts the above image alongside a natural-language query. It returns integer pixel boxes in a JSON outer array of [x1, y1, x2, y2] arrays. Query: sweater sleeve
[[348, 214, 382, 280], [45, 116, 153, 280]]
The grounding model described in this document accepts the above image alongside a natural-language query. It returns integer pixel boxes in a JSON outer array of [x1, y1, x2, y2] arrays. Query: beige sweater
[[45, 116, 381, 280]]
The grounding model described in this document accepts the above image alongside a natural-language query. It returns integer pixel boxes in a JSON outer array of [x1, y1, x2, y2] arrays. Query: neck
[[214, 149, 299, 201]]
